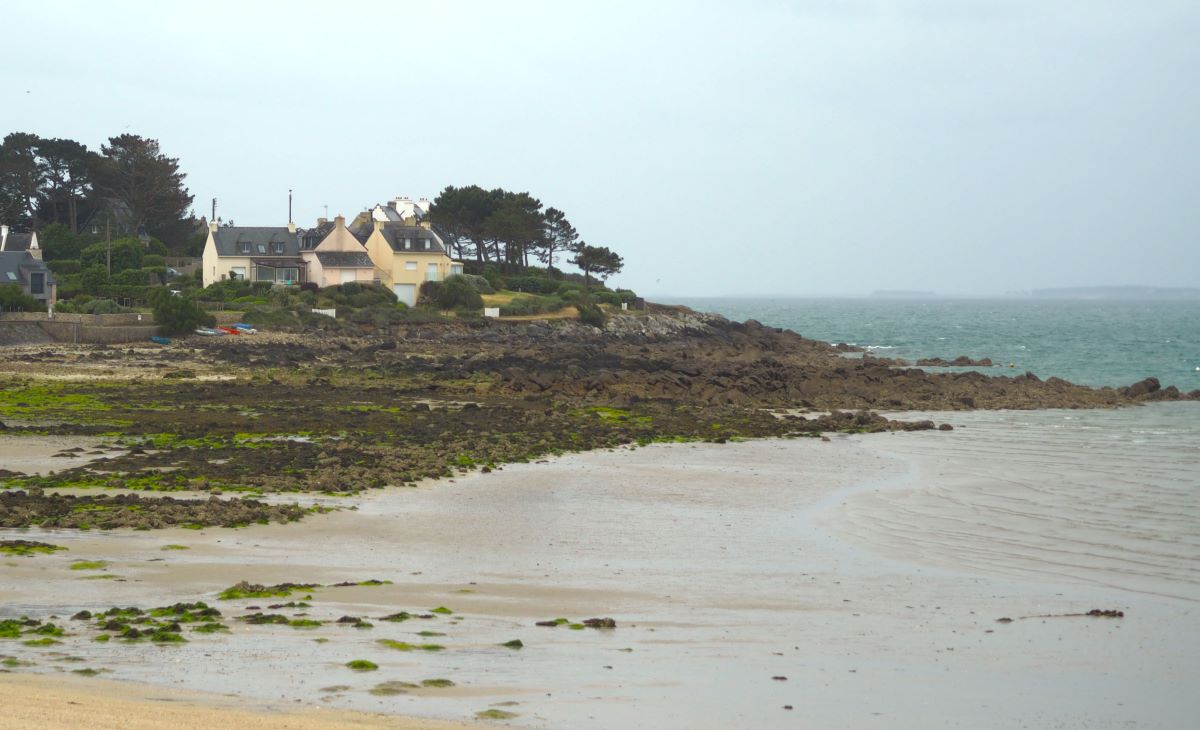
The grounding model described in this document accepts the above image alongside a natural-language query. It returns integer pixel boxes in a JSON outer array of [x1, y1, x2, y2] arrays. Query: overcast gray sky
[[3, 0, 1197, 297]]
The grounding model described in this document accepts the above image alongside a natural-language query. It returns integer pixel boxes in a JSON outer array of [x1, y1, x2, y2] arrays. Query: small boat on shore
[[193, 327, 224, 336], [217, 326, 241, 335], [232, 323, 258, 333], [149, 335, 171, 345]]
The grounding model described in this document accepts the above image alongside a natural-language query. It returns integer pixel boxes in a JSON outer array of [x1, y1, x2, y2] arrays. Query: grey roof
[[1, 232, 34, 252], [378, 224, 445, 254], [315, 251, 374, 268], [0, 251, 54, 288], [211, 227, 302, 257]]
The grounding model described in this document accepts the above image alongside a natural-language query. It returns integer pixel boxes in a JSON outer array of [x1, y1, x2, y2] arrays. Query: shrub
[[299, 282, 319, 293], [143, 254, 166, 269], [111, 268, 151, 286], [46, 260, 81, 276], [0, 284, 43, 312], [498, 294, 564, 317], [481, 264, 504, 291], [435, 276, 483, 310], [461, 274, 494, 294], [154, 295, 216, 335], [80, 238, 144, 274], [80, 265, 110, 295], [506, 275, 558, 295], [418, 280, 443, 306], [577, 302, 606, 329]]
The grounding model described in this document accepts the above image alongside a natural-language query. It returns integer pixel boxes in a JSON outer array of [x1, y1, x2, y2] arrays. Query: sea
[[669, 297, 1200, 390]]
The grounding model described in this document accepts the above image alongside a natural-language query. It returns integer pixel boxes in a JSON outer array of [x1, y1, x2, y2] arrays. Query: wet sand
[[2, 404, 1199, 728]]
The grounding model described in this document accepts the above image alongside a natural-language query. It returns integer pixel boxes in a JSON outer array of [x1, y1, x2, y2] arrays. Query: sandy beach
[[2, 404, 1198, 728]]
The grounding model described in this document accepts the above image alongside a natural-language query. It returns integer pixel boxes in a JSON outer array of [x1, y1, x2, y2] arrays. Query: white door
[[393, 283, 416, 307], [340, 269, 356, 284]]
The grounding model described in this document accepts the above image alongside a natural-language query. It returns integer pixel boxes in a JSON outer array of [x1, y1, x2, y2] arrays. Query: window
[[421, 239, 429, 250], [4, 271, 16, 281], [256, 244, 267, 254], [272, 242, 284, 254], [30, 272, 44, 295], [405, 261, 417, 271], [450, 264, 464, 277], [403, 238, 412, 249], [239, 242, 251, 254], [255, 267, 274, 281], [230, 267, 246, 280], [278, 268, 298, 283], [426, 263, 439, 282]]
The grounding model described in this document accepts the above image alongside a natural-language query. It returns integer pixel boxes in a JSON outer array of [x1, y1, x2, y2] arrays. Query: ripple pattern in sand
[[821, 404, 1200, 601]]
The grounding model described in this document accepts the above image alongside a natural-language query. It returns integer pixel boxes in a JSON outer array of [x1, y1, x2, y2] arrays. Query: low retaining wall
[[0, 312, 160, 345], [35, 321, 160, 344]]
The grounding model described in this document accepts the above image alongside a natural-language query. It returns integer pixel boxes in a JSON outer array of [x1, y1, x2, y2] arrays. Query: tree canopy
[[430, 185, 620, 285], [0, 131, 195, 248]]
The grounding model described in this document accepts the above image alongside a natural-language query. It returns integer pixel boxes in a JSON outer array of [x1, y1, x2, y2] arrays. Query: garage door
[[340, 269, 357, 284], [393, 283, 416, 307]]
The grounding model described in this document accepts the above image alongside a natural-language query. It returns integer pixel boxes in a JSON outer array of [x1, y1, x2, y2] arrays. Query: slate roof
[[211, 227, 302, 257], [1, 232, 34, 252], [315, 251, 374, 268], [0, 251, 55, 289], [377, 224, 446, 254]]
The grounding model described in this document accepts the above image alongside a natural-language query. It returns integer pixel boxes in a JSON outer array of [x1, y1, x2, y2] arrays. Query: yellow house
[[363, 221, 463, 306], [299, 215, 375, 288]]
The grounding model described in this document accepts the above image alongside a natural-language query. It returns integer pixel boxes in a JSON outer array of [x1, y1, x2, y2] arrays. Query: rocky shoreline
[[0, 306, 1195, 530]]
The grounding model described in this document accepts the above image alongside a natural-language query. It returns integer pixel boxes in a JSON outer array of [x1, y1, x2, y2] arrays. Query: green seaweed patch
[[288, 619, 323, 629], [0, 620, 27, 639], [2, 657, 33, 667], [377, 639, 445, 652], [149, 602, 222, 622], [345, 659, 378, 671], [476, 709, 519, 720], [22, 637, 60, 647], [0, 540, 66, 557], [500, 639, 524, 649], [30, 623, 65, 637], [192, 622, 229, 633], [369, 681, 418, 696], [416, 631, 445, 637], [93, 634, 111, 642], [69, 560, 108, 571], [380, 611, 434, 622], [161, 544, 189, 551], [71, 668, 106, 676], [430, 607, 453, 615], [421, 678, 456, 688], [568, 623, 585, 630], [237, 613, 290, 625], [78, 574, 119, 580], [218, 581, 319, 600]]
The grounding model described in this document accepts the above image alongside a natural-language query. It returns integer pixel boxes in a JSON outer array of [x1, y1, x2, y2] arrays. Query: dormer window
[[403, 238, 411, 249], [239, 242, 251, 254], [272, 242, 284, 254], [256, 243, 267, 254]]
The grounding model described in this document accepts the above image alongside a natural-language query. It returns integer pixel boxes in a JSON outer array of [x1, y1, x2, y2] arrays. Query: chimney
[[28, 232, 41, 260], [417, 197, 431, 213], [373, 219, 384, 233], [317, 217, 327, 226], [419, 220, 432, 230], [209, 221, 218, 233], [0, 224, 8, 250], [334, 215, 346, 229], [287, 221, 297, 233]]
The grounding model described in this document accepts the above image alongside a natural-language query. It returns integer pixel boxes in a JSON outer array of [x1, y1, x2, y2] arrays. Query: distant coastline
[[1027, 286, 1200, 300]]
